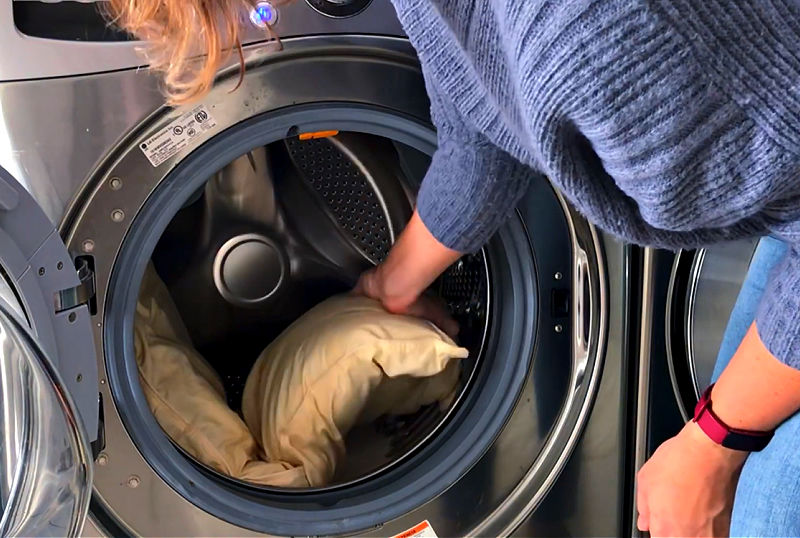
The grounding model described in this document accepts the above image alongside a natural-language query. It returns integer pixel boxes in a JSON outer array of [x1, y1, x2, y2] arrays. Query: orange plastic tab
[[298, 130, 339, 140]]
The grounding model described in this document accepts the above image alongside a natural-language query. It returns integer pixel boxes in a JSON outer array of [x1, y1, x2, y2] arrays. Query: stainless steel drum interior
[[149, 131, 491, 489]]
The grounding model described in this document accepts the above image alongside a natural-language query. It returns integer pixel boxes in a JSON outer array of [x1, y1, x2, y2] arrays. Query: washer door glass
[[0, 167, 96, 536], [666, 238, 759, 419], [0, 299, 93, 537]]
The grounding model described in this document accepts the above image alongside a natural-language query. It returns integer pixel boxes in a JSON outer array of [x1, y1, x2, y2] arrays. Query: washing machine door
[[0, 166, 97, 536]]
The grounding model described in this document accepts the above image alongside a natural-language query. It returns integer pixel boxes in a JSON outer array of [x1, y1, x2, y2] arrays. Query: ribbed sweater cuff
[[417, 138, 532, 253], [755, 244, 800, 369]]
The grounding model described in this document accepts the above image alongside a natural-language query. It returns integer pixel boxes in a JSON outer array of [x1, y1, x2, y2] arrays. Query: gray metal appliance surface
[[0, 1, 635, 536]]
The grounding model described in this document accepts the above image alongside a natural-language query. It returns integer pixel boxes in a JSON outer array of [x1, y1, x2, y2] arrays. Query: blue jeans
[[712, 236, 800, 537]]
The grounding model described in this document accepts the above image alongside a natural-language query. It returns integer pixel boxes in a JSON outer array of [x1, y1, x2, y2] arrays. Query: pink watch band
[[693, 384, 773, 452]]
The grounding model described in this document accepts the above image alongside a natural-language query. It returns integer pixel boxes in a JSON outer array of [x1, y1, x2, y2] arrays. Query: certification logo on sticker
[[391, 520, 438, 538], [139, 104, 217, 167]]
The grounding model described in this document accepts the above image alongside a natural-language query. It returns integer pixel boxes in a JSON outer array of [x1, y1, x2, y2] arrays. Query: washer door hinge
[[55, 257, 96, 313], [91, 392, 106, 459]]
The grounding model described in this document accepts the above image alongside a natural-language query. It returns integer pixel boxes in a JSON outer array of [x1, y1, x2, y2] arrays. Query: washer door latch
[[55, 257, 96, 313]]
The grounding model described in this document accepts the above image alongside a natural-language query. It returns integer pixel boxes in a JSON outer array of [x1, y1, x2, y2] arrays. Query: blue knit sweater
[[390, 0, 800, 368]]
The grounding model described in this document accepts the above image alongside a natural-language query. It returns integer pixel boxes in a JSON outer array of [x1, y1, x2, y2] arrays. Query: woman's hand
[[352, 209, 463, 337], [636, 421, 745, 537], [355, 268, 459, 338], [638, 323, 800, 537]]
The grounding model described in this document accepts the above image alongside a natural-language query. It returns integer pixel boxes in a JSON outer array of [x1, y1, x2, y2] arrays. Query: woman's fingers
[[635, 421, 745, 537], [405, 295, 459, 338], [353, 270, 460, 338], [636, 473, 650, 532]]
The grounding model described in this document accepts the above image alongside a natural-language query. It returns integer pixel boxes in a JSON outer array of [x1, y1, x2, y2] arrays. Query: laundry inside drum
[[138, 132, 491, 490]]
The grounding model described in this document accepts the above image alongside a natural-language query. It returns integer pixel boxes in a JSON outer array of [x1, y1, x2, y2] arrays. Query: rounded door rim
[[0, 298, 93, 537], [0, 163, 99, 537]]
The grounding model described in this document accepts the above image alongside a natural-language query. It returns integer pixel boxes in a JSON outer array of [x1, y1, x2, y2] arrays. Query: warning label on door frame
[[139, 104, 217, 167], [390, 520, 438, 538]]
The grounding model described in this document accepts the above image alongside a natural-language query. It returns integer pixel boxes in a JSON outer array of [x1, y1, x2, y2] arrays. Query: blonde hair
[[106, 0, 282, 104]]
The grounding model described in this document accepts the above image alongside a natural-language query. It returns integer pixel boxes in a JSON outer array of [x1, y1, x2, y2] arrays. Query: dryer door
[[0, 166, 97, 536], [665, 239, 759, 419]]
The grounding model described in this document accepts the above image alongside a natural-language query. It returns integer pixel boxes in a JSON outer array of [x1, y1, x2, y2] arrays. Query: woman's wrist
[[681, 421, 748, 471], [367, 263, 422, 313], [365, 209, 462, 312]]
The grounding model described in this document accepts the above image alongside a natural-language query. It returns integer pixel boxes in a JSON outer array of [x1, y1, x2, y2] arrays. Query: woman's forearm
[[711, 322, 800, 431], [369, 209, 461, 312]]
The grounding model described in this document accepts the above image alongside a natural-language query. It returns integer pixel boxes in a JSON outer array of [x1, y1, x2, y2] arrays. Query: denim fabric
[[713, 236, 800, 536]]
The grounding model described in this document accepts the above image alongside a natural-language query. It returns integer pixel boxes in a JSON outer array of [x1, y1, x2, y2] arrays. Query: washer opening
[[666, 239, 759, 419], [97, 105, 551, 536], [140, 131, 491, 491]]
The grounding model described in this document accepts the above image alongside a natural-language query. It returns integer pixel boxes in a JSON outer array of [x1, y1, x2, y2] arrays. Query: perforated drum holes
[[286, 137, 392, 263], [438, 253, 487, 319]]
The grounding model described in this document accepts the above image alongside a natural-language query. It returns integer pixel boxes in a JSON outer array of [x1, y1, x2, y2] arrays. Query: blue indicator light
[[250, 2, 278, 27]]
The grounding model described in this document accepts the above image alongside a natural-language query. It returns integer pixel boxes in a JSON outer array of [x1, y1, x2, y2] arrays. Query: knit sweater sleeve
[[416, 90, 534, 253]]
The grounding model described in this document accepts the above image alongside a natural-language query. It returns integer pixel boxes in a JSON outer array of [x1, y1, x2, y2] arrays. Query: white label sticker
[[391, 520, 438, 538], [139, 105, 217, 167]]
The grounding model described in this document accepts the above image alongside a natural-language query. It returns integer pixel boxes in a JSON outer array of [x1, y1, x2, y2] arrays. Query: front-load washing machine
[[0, 1, 636, 536]]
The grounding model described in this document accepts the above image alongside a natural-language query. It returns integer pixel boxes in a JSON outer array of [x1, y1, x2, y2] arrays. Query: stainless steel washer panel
[[1, 0, 404, 79], [0, 69, 162, 226], [684, 240, 757, 391]]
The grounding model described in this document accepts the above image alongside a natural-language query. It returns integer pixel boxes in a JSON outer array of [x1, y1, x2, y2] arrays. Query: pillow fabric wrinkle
[[135, 361, 237, 475], [136, 265, 468, 488]]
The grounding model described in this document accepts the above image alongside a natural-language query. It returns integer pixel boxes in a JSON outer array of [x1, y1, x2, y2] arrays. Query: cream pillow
[[134, 264, 309, 487], [241, 294, 468, 487]]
